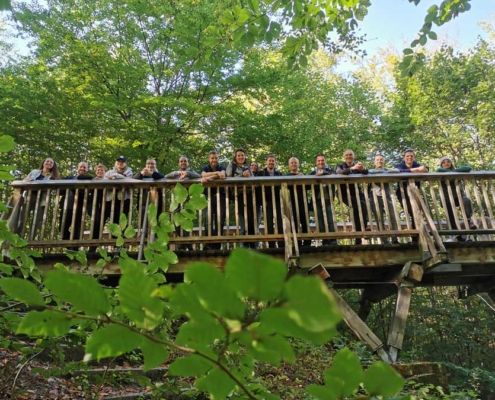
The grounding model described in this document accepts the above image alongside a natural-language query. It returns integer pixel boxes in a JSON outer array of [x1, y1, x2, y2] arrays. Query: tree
[[383, 39, 495, 169]]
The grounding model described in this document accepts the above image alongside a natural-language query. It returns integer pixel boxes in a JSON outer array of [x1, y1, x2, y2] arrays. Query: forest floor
[[0, 343, 332, 400]]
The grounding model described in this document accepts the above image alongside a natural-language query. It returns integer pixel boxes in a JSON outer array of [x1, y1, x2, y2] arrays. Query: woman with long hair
[[21, 158, 61, 238], [226, 148, 256, 248]]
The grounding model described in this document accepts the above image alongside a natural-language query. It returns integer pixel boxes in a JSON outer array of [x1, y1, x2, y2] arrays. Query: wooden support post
[[387, 281, 414, 363], [280, 183, 299, 272], [328, 286, 391, 363]]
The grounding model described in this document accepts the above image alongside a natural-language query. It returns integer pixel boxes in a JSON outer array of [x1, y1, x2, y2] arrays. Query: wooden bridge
[[3, 172, 495, 363]]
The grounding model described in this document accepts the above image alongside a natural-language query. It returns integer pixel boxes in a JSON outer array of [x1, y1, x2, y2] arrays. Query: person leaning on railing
[[287, 157, 311, 247], [226, 148, 256, 248], [165, 155, 201, 251], [59, 161, 93, 250], [336, 149, 368, 245], [104, 156, 133, 228], [133, 158, 165, 228], [88, 164, 107, 243], [256, 154, 284, 249], [20, 158, 61, 238], [310, 153, 337, 246], [436, 156, 477, 242], [395, 149, 428, 240], [368, 153, 400, 245], [201, 150, 227, 250]]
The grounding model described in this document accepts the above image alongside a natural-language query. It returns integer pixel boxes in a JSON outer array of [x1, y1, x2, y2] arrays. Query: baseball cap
[[116, 156, 127, 162]]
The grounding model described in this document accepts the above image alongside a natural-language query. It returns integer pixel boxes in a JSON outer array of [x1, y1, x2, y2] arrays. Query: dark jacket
[[133, 170, 165, 208], [335, 162, 367, 198], [256, 168, 282, 203], [309, 167, 335, 200], [395, 161, 429, 199], [201, 164, 227, 196], [133, 170, 165, 180], [395, 161, 427, 173]]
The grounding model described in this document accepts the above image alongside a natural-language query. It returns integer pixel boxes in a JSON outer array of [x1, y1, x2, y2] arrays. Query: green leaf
[[236, 8, 251, 24], [173, 183, 188, 204], [147, 203, 157, 223], [225, 249, 287, 302], [185, 47, 198, 58], [118, 260, 166, 329], [188, 183, 204, 197], [242, 32, 255, 46], [184, 262, 245, 319], [75, 250, 87, 266], [173, 212, 182, 227], [176, 319, 225, 350], [98, 248, 109, 259], [169, 354, 214, 377], [17, 310, 73, 337], [259, 308, 336, 344], [0, 263, 13, 275], [324, 348, 363, 396], [187, 196, 208, 210], [428, 31, 438, 40], [363, 361, 404, 396], [124, 225, 136, 239], [140, 337, 169, 371], [306, 384, 338, 400], [247, 0, 259, 13], [284, 275, 341, 332], [108, 223, 121, 237], [180, 218, 194, 232], [0, 135, 15, 152], [195, 367, 235, 400], [85, 325, 142, 361], [0, 278, 44, 306], [169, 284, 212, 321], [236, 330, 295, 366], [44, 271, 110, 316], [119, 213, 128, 229]]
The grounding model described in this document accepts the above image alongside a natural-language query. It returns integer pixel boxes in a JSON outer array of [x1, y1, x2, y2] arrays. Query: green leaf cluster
[[307, 348, 404, 399]]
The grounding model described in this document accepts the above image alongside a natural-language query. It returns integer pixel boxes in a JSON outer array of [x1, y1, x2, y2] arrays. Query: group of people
[[20, 148, 477, 248]]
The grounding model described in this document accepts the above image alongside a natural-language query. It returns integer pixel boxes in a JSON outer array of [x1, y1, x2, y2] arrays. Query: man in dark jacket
[[257, 154, 284, 248], [60, 161, 93, 249], [287, 157, 311, 247], [166, 156, 201, 250], [201, 150, 227, 250], [310, 153, 337, 245], [336, 149, 368, 245], [133, 158, 165, 228]]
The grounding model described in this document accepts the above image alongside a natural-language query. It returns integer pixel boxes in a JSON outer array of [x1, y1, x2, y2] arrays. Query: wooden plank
[[328, 286, 391, 362], [427, 264, 462, 273], [407, 263, 424, 283], [410, 185, 446, 253], [387, 283, 414, 362], [299, 248, 422, 269]]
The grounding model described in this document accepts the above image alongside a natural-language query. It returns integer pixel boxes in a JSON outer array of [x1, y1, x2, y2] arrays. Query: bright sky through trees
[[355, 0, 495, 60]]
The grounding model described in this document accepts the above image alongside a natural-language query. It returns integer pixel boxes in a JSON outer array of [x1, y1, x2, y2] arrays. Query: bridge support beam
[[328, 285, 392, 363], [387, 282, 413, 363]]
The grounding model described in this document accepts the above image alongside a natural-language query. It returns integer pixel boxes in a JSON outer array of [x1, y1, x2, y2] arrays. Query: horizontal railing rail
[[2, 172, 494, 256]]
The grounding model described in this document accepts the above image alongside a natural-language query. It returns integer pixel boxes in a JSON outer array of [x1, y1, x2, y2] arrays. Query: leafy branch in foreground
[[0, 247, 407, 399]]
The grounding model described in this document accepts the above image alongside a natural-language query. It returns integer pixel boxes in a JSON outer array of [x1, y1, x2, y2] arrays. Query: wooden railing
[[3, 172, 495, 259]]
